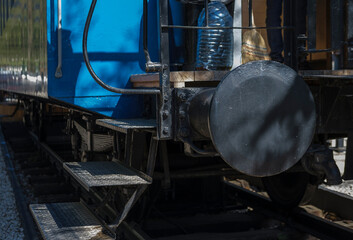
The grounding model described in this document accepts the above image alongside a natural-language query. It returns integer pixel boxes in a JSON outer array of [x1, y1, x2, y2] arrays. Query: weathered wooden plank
[[130, 71, 228, 88]]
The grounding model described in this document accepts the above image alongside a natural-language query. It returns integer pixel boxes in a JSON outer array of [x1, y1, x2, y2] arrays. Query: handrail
[[143, 0, 164, 72], [55, 0, 62, 78], [161, 25, 293, 30], [143, 0, 151, 64]]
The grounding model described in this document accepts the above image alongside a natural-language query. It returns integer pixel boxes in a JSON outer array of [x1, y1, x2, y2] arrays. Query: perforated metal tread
[[96, 118, 156, 133], [29, 202, 113, 240], [64, 161, 151, 191]]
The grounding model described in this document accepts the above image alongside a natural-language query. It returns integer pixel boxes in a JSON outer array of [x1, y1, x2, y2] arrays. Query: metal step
[[96, 118, 156, 133], [63, 161, 152, 191], [29, 202, 113, 240]]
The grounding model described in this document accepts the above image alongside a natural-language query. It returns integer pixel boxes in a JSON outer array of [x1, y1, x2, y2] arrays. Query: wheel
[[262, 172, 311, 208]]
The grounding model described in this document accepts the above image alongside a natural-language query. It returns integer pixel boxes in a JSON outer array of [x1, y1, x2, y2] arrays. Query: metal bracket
[[109, 135, 158, 231], [159, 141, 171, 189], [124, 129, 134, 166], [157, 0, 172, 140], [145, 62, 167, 73], [302, 145, 342, 185], [307, 0, 316, 50]]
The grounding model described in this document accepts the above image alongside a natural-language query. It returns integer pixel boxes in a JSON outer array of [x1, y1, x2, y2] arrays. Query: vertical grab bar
[[55, 0, 62, 78], [204, 0, 208, 26]]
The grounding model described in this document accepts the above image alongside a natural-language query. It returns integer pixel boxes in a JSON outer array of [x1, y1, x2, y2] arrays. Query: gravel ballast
[[0, 141, 24, 240]]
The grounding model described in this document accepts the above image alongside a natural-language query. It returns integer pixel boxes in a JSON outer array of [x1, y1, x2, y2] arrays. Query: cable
[[82, 0, 160, 95]]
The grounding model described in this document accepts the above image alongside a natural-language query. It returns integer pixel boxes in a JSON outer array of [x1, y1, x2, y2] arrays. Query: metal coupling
[[145, 62, 168, 72], [302, 145, 342, 185]]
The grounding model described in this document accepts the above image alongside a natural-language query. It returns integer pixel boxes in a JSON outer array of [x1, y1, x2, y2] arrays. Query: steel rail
[[224, 180, 353, 240], [0, 127, 39, 240]]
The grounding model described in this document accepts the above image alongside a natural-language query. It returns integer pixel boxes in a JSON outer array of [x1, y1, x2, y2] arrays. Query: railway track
[[224, 180, 353, 240], [2, 122, 78, 203], [2, 121, 353, 240], [1, 122, 79, 240]]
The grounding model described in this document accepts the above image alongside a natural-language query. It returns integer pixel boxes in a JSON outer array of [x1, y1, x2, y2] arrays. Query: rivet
[[162, 110, 169, 119]]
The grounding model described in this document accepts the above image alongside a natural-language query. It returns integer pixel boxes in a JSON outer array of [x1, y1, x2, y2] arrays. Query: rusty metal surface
[[300, 70, 353, 80], [96, 118, 156, 134]]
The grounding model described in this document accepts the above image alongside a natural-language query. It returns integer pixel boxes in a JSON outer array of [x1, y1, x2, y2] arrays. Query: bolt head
[[179, 110, 186, 119], [163, 127, 169, 135], [162, 110, 169, 119], [179, 93, 187, 101]]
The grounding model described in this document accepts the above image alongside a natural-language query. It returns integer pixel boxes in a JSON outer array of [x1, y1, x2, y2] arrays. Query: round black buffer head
[[209, 61, 316, 177]]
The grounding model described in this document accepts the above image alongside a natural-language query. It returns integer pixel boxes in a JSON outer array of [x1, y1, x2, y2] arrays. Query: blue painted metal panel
[[0, 0, 184, 119], [47, 0, 150, 118], [47, 0, 184, 118]]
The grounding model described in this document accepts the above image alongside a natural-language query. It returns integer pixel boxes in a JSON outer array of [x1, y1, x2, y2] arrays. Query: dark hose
[[82, 0, 160, 95]]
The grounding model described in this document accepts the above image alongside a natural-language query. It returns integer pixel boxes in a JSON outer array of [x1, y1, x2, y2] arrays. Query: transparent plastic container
[[196, 1, 233, 70]]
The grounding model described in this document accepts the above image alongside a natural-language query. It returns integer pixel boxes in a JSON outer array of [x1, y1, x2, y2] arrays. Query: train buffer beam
[[95, 118, 156, 134], [29, 202, 113, 240], [63, 161, 152, 191]]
